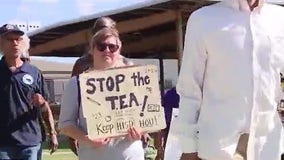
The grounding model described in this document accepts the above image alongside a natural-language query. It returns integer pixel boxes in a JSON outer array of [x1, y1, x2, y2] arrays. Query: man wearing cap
[[0, 24, 58, 160]]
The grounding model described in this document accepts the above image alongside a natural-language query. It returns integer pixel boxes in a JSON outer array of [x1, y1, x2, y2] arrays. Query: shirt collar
[[19, 62, 31, 73], [224, 0, 264, 12], [0, 56, 30, 73]]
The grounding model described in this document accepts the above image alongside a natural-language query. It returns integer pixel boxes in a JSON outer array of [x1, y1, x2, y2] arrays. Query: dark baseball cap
[[0, 24, 24, 36]]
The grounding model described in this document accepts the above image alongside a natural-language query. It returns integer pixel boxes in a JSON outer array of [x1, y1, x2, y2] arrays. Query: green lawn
[[42, 138, 77, 160], [42, 148, 77, 160]]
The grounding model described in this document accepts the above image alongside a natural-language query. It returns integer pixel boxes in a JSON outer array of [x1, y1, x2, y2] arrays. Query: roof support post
[[176, 9, 184, 72]]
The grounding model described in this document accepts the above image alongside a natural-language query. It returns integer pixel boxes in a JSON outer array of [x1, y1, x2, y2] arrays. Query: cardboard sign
[[79, 65, 166, 138]]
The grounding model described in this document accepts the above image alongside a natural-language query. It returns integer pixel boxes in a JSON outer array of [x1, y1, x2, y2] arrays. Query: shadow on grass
[[42, 136, 71, 150]]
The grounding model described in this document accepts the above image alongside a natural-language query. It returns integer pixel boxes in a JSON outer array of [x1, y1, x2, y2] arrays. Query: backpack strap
[[76, 75, 81, 118]]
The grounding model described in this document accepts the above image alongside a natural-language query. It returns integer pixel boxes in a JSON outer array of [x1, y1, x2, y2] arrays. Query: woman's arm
[[61, 125, 110, 148], [58, 77, 110, 148]]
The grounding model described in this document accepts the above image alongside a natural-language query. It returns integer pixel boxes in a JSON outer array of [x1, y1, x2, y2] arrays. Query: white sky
[[0, 0, 149, 27], [0, 0, 283, 31]]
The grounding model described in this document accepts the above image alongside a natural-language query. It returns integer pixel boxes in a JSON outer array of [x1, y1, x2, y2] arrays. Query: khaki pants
[[233, 134, 249, 160]]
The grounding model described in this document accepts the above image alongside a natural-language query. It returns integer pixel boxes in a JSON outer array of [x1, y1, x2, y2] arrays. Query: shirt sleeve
[[175, 11, 207, 153], [37, 71, 50, 101], [58, 77, 79, 129]]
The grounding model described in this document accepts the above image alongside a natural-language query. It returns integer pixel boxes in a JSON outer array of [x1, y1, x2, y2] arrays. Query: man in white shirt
[[176, 0, 284, 160]]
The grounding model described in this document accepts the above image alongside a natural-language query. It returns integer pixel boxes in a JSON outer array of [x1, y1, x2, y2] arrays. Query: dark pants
[[0, 144, 41, 160]]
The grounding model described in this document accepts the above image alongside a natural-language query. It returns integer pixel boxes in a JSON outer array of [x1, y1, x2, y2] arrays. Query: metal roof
[[28, 0, 284, 59], [29, 0, 216, 58]]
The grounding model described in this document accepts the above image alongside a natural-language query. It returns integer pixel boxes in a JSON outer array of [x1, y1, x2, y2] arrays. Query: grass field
[[42, 148, 77, 160], [42, 139, 77, 160]]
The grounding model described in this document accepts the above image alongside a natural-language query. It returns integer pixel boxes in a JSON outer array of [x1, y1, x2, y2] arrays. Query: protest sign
[[79, 65, 166, 138]]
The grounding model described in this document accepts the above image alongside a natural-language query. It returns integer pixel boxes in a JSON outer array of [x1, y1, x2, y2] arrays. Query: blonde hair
[[22, 34, 30, 51], [90, 27, 121, 53], [21, 34, 30, 61]]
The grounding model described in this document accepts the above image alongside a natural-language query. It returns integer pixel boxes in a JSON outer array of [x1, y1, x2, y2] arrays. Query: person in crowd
[[59, 27, 145, 160], [0, 24, 58, 160], [176, 0, 284, 160], [162, 87, 180, 143], [69, 16, 133, 156], [21, 34, 58, 156], [71, 16, 118, 77]]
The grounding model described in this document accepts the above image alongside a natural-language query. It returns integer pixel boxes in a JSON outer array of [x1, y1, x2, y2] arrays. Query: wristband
[[50, 130, 57, 135]]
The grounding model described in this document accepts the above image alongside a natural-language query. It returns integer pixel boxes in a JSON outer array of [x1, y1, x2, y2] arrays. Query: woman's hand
[[126, 127, 146, 141]]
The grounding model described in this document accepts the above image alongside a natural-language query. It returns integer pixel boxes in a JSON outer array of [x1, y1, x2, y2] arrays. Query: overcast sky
[[0, 0, 149, 28], [0, 0, 284, 31]]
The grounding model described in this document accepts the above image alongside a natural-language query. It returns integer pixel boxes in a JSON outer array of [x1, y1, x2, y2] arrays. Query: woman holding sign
[[69, 16, 133, 156], [59, 27, 145, 160]]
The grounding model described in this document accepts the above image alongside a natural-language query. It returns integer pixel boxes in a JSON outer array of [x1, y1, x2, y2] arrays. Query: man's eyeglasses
[[96, 42, 119, 53]]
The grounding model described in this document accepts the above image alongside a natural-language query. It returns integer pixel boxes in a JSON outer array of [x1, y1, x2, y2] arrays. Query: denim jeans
[[0, 144, 42, 160]]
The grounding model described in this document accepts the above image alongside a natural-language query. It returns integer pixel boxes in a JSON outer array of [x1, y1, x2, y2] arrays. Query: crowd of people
[[1, 0, 284, 160]]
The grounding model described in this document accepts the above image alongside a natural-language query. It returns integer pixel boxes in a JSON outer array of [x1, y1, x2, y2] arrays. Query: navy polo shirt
[[0, 57, 49, 147]]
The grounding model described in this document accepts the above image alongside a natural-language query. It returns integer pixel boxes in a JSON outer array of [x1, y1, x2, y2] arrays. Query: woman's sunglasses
[[96, 42, 119, 53]]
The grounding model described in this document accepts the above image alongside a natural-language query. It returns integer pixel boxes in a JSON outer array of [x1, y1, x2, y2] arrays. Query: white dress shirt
[[176, 0, 284, 159]]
